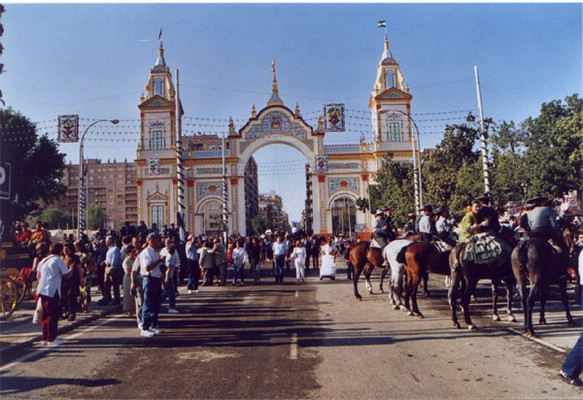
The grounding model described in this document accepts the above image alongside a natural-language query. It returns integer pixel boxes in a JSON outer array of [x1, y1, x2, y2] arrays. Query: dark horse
[[448, 227, 518, 330], [511, 226, 576, 337], [348, 241, 390, 300]]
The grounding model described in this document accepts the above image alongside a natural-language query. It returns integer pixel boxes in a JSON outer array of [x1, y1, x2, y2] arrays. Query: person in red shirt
[[16, 222, 32, 246]]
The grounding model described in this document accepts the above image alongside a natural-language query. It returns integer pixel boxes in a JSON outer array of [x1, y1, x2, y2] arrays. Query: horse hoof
[[453, 323, 461, 329], [508, 315, 517, 323], [393, 305, 400, 310], [539, 318, 547, 325], [417, 313, 425, 319], [492, 315, 501, 322], [468, 325, 478, 331], [568, 319, 577, 327], [525, 332, 536, 339]]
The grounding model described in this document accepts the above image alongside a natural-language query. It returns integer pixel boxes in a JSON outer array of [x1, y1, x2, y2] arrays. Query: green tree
[[0, 108, 67, 227], [87, 204, 107, 230], [369, 153, 415, 228], [520, 94, 582, 198], [420, 118, 483, 215], [37, 208, 73, 230], [251, 214, 267, 236]]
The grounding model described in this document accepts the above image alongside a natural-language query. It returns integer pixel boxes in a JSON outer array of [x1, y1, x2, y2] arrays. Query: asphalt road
[[0, 264, 581, 399]]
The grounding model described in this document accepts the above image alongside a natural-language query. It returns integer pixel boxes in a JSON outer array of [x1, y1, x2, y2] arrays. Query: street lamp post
[[78, 119, 119, 239]]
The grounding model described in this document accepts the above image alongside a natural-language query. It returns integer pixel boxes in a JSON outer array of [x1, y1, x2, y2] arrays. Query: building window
[[150, 130, 165, 150], [389, 122, 402, 141], [151, 205, 165, 228], [154, 79, 164, 96]]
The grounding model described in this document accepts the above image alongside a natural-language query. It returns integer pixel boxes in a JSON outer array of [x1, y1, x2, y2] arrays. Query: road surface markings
[[290, 333, 298, 360], [0, 315, 124, 372]]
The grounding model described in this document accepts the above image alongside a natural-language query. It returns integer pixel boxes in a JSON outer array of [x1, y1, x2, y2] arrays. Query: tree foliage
[[37, 208, 73, 230], [369, 154, 415, 227], [0, 108, 67, 225], [368, 95, 581, 219], [87, 204, 107, 230]]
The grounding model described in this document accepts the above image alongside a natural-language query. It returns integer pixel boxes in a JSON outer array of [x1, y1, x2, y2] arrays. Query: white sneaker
[[188, 290, 193, 294], [193, 289, 199, 293], [168, 308, 180, 314], [150, 326, 164, 335], [140, 329, 155, 338], [46, 338, 65, 346]]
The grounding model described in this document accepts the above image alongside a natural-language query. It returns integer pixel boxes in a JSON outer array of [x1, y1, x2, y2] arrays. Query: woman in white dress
[[320, 238, 338, 279], [291, 240, 307, 283]]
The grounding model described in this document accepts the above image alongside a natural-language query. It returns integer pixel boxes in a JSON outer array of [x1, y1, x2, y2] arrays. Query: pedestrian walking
[[139, 233, 165, 338], [36, 243, 73, 346], [290, 240, 306, 283]]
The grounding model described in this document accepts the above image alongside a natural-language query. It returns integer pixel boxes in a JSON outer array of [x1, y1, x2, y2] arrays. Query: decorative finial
[[228, 116, 236, 136], [251, 104, 257, 118], [271, 58, 277, 82], [295, 102, 301, 117]]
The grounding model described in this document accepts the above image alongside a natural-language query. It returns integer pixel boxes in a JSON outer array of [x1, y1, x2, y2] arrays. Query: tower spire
[[155, 42, 167, 67], [267, 58, 283, 106]]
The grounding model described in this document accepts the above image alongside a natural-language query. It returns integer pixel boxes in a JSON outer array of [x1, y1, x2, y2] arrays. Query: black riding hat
[[527, 195, 548, 204], [434, 206, 448, 214], [421, 205, 433, 212]]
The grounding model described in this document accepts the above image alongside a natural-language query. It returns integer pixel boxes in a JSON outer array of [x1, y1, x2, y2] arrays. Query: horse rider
[[475, 194, 501, 235], [434, 206, 450, 240], [402, 212, 416, 237], [382, 207, 397, 241], [452, 198, 483, 271], [418, 205, 437, 242], [372, 209, 390, 247], [520, 195, 565, 252]]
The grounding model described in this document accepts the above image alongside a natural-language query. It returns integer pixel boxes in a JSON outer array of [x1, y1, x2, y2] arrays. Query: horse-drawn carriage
[[0, 240, 33, 320]]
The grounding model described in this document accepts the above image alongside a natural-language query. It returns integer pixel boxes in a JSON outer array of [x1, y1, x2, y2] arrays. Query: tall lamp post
[[78, 119, 119, 239]]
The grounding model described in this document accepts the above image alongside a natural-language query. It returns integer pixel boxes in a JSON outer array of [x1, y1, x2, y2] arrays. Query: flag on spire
[[377, 20, 387, 28], [271, 58, 276, 81], [158, 28, 163, 40]]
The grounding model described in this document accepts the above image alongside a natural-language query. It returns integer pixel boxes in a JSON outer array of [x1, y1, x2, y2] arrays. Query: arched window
[[154, 79, 164, 96], [385, 71, 395, 88]]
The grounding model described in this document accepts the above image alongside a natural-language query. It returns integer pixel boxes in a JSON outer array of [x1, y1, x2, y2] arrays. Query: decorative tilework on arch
[[261, 111, 291, 134], [328, 177, 359, 195], [197, 182, 223, 198]]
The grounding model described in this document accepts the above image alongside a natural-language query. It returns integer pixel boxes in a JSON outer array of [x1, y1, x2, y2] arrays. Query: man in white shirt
[[272, 235, 288, 284], [36, 243, 73, 346], [139, 232, 165, 337]]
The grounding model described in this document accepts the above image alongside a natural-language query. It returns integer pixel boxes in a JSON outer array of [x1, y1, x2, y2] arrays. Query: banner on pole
[[57, 115, 80, 143], [323, 104, 345, 132]]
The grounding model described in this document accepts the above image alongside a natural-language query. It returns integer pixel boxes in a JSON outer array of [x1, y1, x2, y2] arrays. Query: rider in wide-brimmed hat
[[521, 195, 561, 246], [418, 205, 436, 241]]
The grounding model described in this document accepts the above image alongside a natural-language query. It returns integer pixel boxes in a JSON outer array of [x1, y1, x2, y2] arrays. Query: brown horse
[[511, 226, 576, 337], [401, 241, 451, 317], [348, 241, 390, 300]]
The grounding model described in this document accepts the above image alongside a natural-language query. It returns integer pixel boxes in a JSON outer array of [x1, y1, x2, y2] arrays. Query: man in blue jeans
[[139, 232, 165, 338], [272, 235, 288, 284]]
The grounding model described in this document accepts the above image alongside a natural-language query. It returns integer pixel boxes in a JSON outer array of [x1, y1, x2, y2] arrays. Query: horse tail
[[396, 244, 410, 264], [517, 240, 529, 270]]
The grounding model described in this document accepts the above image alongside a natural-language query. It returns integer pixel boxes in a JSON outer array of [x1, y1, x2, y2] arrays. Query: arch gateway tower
[[135, 36, 416, 236]]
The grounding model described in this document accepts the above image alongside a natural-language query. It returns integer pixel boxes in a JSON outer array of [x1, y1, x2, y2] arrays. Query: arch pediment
[[139, 95, 175, 109], [147, 190, 168, 202], [237, 105, 316, 142], [373, 87, 412, 101]]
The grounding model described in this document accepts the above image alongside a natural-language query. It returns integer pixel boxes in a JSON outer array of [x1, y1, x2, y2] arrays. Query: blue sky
[[2, 2, 581, 222]]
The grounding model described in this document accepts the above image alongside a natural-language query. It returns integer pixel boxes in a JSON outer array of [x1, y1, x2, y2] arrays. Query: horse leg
[[491, 279, 501, 321], [448, 270, 462, 329], [407, 272, 424, 318], [504, 278, 517, 322], [364, 264, 373, 294], [558, 278, 576, 326], [462, 276, 479, 330], [539, 286, 547, 325], [352, 264, 364, 301], [423, 271, 430, 297], [379, 265, 390, 293], [525, 278, 541, 337]]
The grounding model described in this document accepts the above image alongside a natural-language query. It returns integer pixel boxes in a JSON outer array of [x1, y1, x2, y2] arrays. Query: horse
[[511, 226, 576, 337], [348, 241, 390, 300], [382, 239, 414, 311], [449, 229, 517, 330]]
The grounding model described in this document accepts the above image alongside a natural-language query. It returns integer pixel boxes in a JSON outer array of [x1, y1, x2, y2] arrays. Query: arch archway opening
[[331, 197, 356, 237]]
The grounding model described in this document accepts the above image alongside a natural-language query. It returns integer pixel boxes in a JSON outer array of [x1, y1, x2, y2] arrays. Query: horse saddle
[[463, 233, 512, 265], [370, 238, 384, 249], [547, 239, 562, 255], [431, 238, 453, 254]]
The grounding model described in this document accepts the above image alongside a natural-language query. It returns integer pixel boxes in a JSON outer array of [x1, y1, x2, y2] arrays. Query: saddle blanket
[[432, 239, 453, 254], [463, 233, 512, 264]]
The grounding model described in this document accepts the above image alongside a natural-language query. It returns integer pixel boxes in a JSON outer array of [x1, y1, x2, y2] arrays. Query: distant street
[[1, 261, 581, 399]]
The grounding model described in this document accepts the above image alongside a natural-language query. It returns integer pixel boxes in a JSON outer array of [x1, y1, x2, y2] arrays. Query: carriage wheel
[[10, 275, 27, 304], [1, 276, 18, 320]]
